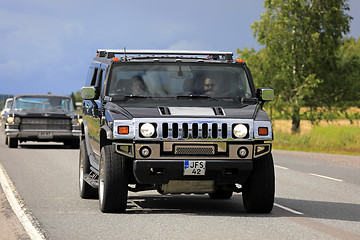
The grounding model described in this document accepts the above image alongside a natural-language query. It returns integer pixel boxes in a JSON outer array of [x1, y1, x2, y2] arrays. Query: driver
[[202, 77, 217, 96]]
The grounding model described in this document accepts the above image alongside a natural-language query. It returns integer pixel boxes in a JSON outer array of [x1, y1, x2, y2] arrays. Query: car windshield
[[107, 63, 253, 100], [5, 99, 13, 108], [14, 96, 73, 111]]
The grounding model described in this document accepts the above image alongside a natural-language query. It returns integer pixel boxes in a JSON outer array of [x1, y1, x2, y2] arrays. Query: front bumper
[[5, 128, 81, 140], [114, 141, 271, 185], [133, 159, 253, 185]]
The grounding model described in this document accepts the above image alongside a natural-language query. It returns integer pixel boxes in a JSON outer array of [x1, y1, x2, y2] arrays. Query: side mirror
[[81, 86, 98, 100], [257, 88, 274, 101]]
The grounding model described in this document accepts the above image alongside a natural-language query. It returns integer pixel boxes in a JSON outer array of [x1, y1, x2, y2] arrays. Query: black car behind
[[4, 94, 82, 148]]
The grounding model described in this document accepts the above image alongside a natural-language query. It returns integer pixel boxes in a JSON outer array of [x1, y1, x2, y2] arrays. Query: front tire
[[99, 145, 128, 213], [242, 153, 275, 213], [79, 140, 98, 199], [8, 137, 18, 148]]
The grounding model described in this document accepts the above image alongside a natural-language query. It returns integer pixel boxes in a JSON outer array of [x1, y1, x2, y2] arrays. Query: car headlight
[[14, 117, 21, 124], [71, 118, 79, 125], [7, 117, 14, 124], [140, 123, 156, 137], [233, 124, 248, 138]]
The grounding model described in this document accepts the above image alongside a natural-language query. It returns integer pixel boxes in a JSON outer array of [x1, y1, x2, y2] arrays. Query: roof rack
[[96, 49, 233, 60]]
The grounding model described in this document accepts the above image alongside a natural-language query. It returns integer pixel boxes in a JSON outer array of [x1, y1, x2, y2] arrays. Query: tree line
[[237, 0, 359, 133], [70, 91, 82, 109]]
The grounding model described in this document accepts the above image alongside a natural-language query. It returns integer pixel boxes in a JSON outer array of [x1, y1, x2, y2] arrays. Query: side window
[[91, 68, 99, 86], [97, 69, 104, 95], [85, 67, 94, 86]]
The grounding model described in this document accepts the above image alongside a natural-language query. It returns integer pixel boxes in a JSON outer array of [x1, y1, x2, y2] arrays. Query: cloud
[[0, 60, 22, 72], [168, 40, 212, 51]]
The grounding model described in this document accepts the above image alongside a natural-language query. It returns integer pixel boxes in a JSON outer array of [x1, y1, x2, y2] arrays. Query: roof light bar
[[96, 49, 233, 60]]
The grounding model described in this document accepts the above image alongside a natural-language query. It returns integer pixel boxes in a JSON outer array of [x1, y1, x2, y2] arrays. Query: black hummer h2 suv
[[79, 49, 275, 213]]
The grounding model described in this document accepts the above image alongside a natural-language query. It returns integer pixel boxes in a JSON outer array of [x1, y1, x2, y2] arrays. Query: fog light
[[140, 146, 151, 158], [237, 147, 249, 158]]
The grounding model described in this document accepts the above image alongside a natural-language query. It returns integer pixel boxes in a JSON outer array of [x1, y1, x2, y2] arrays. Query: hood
[[107, 102, 258, 119]]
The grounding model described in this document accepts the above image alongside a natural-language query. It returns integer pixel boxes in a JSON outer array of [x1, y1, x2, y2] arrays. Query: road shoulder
[[0, 185, 30, 240]]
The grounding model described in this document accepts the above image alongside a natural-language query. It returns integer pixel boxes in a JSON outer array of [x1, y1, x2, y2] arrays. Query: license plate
[[184, 160, 206, 175], [38, 132, 52, 138]]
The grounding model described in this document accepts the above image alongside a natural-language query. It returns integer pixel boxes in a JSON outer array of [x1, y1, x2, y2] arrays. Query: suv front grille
[[113, 118, 254, 141], [20, 118, 71, 130], [162, 122, 228, 140]]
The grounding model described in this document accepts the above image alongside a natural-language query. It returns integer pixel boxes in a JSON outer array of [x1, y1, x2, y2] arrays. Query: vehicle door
[[83, 63, 104, 161]]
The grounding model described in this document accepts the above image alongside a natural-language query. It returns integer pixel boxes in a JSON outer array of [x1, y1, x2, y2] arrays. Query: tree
[[75, 90, 82, 102], [70, 91, 83, 109], [70, 92, 76, 109], [336, 37, 360, 108], [243, 0, 352, 133]]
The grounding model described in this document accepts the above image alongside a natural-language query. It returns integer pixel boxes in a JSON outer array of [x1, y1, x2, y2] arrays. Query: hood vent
[[158, 106, 171, 115], [212, 107, 225, 116], [159, 107, 225, 116], [169, 107, 215, 116]]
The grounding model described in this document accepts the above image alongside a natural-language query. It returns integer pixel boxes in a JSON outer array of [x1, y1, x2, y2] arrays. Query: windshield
[[107, 63, 253, 99], [5, 99, 13, 108], [14, 96, 73, 111]]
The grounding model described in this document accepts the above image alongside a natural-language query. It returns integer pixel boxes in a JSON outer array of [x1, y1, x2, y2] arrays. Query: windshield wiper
[[240, 97, 259, 104], [109, 95, 151, 101], [176, 95, 221, 101]]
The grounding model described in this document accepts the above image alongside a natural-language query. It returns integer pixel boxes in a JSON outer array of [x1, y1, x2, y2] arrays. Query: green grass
[[273, 125, 360, 155]]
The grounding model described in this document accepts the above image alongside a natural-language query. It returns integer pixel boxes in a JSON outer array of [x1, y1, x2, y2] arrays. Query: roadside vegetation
[[272, 119, 360, 155], [237, 0, 360, 155]]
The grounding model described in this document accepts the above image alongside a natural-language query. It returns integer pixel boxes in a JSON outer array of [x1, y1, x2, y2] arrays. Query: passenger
[[131, 75, 147, 95]]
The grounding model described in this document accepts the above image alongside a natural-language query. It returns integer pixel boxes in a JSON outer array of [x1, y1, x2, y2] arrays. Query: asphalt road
[[0, 134, 359, 240]]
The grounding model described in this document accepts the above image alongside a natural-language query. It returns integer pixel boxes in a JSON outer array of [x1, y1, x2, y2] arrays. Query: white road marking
[[275, 165, 343, 183], [274, 203, 304, 215], [275, 165, 289, 170], [309, 173, 343, 182], [0, 163, 45, 240]]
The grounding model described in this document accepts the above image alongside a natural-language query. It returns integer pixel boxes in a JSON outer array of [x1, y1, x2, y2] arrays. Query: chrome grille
[[175, 145, 215, 155], [162, 122, 228, 140], [20, 118, 71, 130], [112, 118, 257, 141]]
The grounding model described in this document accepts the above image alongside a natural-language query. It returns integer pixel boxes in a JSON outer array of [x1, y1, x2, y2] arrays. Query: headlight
[[14, 117, 21, 124], [72, 117, 83, 125], [233, 124, 248, 138], [140, 123, 155, 137], [7, 117, 14, 124], [71, 118, 79, 125]]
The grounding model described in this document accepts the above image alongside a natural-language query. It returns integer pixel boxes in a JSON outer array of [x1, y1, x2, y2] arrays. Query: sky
[[1, 0, 359, 96]]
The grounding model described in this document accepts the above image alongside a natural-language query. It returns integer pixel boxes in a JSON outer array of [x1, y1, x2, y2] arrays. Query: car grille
[[20, 118, 71, 130], [113, 118, 255, 141]]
